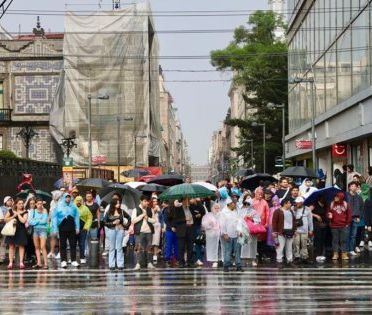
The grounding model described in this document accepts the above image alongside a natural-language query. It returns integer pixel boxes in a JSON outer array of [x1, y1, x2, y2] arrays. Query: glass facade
[[288, 0, 371, 132]]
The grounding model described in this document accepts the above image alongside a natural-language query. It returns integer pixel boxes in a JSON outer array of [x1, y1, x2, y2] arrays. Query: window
[[0, 81, 3, 109], [337, 27, 352, 102]]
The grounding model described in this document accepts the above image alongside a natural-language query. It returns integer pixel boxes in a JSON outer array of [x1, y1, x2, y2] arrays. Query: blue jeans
[[222, 237, 241, 268], [193, 225, 204, 262], [164, 230, 178, 261], [349, 219, 358, 252], [77, 230, 88, 259], [107, 228, 124, 268]]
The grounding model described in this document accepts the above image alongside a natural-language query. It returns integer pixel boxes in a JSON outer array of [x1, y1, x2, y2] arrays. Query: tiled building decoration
[[11, 60, 63, 73], [10, 127, 57, 162], [14, 75, 60, 114]]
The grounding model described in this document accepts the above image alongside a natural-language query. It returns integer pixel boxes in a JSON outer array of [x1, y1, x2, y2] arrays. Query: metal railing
[[0, 108, 12, 122]]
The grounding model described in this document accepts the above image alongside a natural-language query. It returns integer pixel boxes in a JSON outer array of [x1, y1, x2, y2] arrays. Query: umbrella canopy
[[159, 183, 214, 201], [304, 187, 342, 206], [121, 168, 150, 178], [148, 174, 184, 187], [100, 183, 141, 209], [193, 182, 218, 192], [77, 178, 110, 190], [126, 181, 146, 189], [16, 189, 52, 203], [54, 177, 79, 189], [240, 174, 277, 191], [140, 183, 167, 193], [281, 166, 318, 179]]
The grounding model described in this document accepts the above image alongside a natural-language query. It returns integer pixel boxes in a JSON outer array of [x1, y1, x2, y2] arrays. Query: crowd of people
[[0, 164, 371, 272]]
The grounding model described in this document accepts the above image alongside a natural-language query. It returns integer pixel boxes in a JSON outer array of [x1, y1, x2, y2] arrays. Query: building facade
[[286, 0, 372, 183], [0, 22, 63, 162], [190, 164, 210, 182]]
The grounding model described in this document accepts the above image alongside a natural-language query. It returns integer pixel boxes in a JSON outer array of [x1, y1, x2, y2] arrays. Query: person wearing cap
[[52, 193, 80, 268], [293, 196, 313, 263], [0, 196, 13, 263], [71, 188, 80, 200], [74, 196, 93, 264], [220, 199, 243, 272]]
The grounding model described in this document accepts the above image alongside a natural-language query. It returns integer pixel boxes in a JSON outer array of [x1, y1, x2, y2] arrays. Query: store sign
[[332, 144, 347, 157], [92, 155, 107, 165], [295, 139, 313, 150]]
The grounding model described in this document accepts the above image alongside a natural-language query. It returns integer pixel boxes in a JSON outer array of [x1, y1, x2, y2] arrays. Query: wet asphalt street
[[2, 252, 372, 314]]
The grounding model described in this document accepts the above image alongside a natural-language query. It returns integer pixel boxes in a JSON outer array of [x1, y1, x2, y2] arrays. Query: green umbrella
[[159, 183, 215, 201], [16, 189, 52, 203]]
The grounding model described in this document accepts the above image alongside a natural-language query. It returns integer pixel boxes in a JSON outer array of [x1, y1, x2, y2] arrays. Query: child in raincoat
[[202, 203, 221, 268]]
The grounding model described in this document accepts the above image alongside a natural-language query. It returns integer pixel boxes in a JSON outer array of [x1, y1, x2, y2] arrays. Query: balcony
[[0, 108, 12, 122]]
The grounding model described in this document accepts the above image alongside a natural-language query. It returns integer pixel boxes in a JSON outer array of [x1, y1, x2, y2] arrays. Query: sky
[[1, 0, 268, 165]]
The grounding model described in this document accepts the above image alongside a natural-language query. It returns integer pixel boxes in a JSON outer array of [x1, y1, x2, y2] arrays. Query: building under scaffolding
[[50, 2, 162, 168]]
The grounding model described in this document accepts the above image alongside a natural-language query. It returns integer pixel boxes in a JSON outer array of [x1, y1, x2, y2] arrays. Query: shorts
[[33, 228, 48, 239]]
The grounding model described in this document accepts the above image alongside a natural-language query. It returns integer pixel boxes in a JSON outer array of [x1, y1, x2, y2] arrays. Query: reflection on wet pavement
[[2, 261, 372, 313]]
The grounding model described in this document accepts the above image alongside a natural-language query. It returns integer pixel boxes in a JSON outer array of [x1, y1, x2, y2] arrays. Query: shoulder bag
[[1, 218, 17, 236]]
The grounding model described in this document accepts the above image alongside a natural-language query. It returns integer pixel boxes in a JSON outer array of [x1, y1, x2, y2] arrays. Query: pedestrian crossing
[[1, 267, 372, 313]]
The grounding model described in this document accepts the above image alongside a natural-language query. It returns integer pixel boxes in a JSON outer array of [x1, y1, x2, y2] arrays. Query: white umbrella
[[193, 181, 218, 192], [126, 181, 146, 189]]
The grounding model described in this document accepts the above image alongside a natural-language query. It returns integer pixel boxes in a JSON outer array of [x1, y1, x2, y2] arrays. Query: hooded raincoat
[[201, 210, 221, 262], [52, 193, 80, 234], [74, 196, 93, 231]]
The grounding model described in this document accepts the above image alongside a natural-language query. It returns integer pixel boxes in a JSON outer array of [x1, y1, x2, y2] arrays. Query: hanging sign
[[295, 139, 313, 150], [332, 144, 347, 157]]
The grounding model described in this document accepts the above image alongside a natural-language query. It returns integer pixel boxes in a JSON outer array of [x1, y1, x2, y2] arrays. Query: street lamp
[[267, 103, 285, 171], [289, 77, 317, 172], [88, 93, 110, 178], [61, 133, 77, 159], [134, 134, 147, 168], [16, 126, 38, 159], [251, 122, 266, 173]]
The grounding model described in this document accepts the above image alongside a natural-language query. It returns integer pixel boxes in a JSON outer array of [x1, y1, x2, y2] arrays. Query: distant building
[[191, 164, 210, 182]]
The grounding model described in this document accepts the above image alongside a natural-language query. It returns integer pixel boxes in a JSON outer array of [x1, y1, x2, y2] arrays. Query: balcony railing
[[0, 108, 12, 122]]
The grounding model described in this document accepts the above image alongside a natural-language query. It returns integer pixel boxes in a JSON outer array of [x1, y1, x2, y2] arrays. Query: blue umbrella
[[54, 177, 79, 189], [304, 187, 342, 206]]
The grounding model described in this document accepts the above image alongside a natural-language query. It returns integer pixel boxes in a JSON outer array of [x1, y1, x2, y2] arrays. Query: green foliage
[[211, 10, 288, 174], [0, 150, 18, 159]]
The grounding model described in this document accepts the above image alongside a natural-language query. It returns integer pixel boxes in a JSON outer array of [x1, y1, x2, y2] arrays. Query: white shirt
[[220, 209, 240, 238], [283, 210, 293, 230]]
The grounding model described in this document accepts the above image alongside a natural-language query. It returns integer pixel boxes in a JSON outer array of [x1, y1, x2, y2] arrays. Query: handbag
[[1, 218, 17, 236], [295, 208, 305, 228], [244, 218, 266, 235], [27, 210, 36, 236], [283, 229, 294, 239]]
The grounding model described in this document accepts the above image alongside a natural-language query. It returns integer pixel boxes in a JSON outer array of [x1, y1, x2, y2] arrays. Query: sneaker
[[102, 251, 108, 257], [147, 263, 155, 269], [196, 259, 204, 266], [47, 252, 55, 259], [80, 259, 86, 264], [355, 247, 361, 253], [133, 263, 141, 271], [349, 251, 357, 256], [55, 253, 61, 260], [71, 261, 80, 267], [252, 260, 258, 267], [316, 256, 324, 263], [369, 241, 372, 248], [320, 256, 326, 262], [359, 241, 365, 247], [61, 261, 67, 268], [153, 255, 158, 263], [212, 262, 218, 268]]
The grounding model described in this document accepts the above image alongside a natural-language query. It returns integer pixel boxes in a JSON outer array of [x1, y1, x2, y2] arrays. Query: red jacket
[[327, 201, 352, 228]]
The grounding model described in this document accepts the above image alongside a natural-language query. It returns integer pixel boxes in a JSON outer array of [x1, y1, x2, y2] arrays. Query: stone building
[[0, 20, 63, 162]]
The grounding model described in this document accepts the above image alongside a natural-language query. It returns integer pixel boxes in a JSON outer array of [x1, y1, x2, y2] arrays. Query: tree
[[210, 11, 287, 174]]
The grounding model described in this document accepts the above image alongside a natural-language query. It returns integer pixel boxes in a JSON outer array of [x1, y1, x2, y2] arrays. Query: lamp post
[[289, 77, 317, 171], [88, 93, 109, 178], [252, 122, 266, 173], [247, 139, 254, 168], [16, 126, 38, 159], [60, 136, 77, 158], [267, 103, 285, 170], [134, 134, 147, 168]]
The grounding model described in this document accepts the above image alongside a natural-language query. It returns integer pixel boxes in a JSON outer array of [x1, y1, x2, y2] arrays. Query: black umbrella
[[140, 183, 167, 193], [240, 173, 277, 191], [77, 178, 110, 189], [281, 166, 318, 179], [148, 174, 184, 187], [121, 168, 150, 178], [100, 183, 141, 209]]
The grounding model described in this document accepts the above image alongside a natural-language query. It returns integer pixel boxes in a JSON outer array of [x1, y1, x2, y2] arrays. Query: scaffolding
[[50, 2, 161, 167]]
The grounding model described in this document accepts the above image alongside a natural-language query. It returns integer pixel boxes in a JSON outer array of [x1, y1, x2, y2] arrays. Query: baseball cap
[[295, 196, 305, 203], [3, 196, 12, 204]]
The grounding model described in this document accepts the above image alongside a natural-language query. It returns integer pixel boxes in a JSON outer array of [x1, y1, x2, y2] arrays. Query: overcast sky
[[2, 0, 268, 165]]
